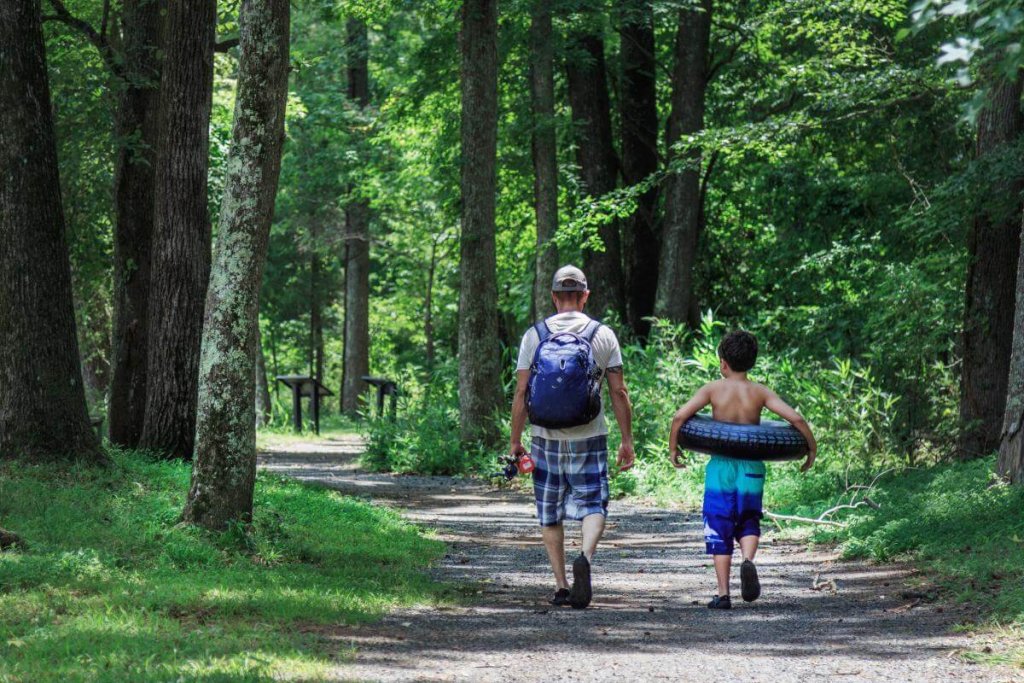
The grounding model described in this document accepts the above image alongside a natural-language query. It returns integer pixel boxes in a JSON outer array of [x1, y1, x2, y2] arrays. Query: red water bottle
[[517, 452, 535, 475]]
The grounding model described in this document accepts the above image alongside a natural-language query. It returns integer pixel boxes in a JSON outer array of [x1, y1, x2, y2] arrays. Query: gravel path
[[259, 436, 1020, 683]]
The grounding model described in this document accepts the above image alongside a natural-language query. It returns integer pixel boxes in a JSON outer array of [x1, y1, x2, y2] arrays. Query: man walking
[[510, 265, 635, 608]]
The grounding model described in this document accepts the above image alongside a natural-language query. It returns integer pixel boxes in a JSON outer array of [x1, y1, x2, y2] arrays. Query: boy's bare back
[[706, 377, 769, 425]]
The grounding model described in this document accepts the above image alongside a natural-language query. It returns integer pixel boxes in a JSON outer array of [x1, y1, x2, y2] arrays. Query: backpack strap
[[534, 318, 552, 343], [580, 319, 602, 343]]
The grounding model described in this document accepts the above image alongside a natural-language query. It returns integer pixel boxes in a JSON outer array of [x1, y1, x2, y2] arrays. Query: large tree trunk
[[655, 0, 711, 323], [138, 0, 217, 459], [529, 0, 559, 320], [108, 0, 165, 448], [0, 0, 103, 462], [255, 325, 273, 427], [182, 0, 290, 530], [342, 18, 371, 415], [619, 0, 659, 338], [959, 74, 1024, 459], [998, 212, 1024, 483], [458, 0, 503, 445], [565, 32, 625, 322]]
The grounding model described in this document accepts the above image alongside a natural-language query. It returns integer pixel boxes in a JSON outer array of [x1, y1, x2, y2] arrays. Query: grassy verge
[[0, 450, 448, 682]]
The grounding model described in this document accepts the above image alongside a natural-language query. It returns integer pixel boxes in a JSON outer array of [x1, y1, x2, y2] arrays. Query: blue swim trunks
[[531, 435, 609, 526], [702, 455, 766, 555]]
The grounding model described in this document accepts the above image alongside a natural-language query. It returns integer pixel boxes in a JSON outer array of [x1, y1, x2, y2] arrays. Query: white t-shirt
[[516, 311, 623, 441]]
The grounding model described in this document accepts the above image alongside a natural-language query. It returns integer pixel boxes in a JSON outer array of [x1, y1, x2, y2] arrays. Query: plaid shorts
[[531, 435, 609, 526]]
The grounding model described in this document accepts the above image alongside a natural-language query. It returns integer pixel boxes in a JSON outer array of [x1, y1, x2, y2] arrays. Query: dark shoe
[[569, 554, 592, 609], [549, 588, 570, 606], [740, 559, 761, 602], [707, 595, 732, 609]]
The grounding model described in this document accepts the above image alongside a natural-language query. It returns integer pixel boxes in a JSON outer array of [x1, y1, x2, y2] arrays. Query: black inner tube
[[678, 413, 808, 462]]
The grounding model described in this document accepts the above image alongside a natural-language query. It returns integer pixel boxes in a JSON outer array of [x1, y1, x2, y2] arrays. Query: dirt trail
[[259, 436, 1020, 683]]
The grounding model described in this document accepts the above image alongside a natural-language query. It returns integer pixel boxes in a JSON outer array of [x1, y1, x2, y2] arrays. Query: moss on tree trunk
[[182, 0, 290, 530]]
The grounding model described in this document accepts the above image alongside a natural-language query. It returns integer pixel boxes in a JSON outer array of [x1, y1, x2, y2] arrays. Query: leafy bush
[[361, 311, 950, 510], [363, 361, 497, 475]]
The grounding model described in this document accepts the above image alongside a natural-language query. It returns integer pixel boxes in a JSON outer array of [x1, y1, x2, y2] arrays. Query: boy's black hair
[[718, 330, 758, 372]]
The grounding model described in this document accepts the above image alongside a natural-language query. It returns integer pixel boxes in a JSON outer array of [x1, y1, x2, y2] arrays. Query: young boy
[[668, 330, 817, 609]]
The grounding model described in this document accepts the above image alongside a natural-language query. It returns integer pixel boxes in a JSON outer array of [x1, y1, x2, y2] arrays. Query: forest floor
[[259, 436, 1022, 683]]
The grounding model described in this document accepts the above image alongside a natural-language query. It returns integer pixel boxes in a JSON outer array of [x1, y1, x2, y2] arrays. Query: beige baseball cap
[[551, 265, 588, 292]]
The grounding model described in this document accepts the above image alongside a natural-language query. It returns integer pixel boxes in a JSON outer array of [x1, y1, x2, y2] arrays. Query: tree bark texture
[[565, 32, 625, 322], [959, 74, 1024, 459], [619, 0, 659, 338], [182, 0, 290, 530], [458, 0, 503, 445], [342, 18, 371, 415], [0, 0, 103, 462], [529, 0, 559, 320], [108, 0, 165, 448], [255, 325, 272, 427], [655, 0, 711, 323], [139, 0, 217, 459], [999, 210, 1024, 483]]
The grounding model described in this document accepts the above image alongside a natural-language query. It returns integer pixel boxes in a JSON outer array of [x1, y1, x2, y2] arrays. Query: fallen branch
[[764, 511, 846, 527], [0, 528, 24, 550]]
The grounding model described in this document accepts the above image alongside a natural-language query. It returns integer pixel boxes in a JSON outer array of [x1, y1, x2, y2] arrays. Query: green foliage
[[821, 457, 1024, 629], [363, 362, 497, 475], [0, 451, 447, 681]]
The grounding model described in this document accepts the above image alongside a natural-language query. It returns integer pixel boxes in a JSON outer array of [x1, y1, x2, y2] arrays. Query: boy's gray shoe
[[740, 559, 761, 602]]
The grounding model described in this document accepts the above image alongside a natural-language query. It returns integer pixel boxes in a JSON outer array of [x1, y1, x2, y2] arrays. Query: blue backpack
[[526, 317, 603, 429]]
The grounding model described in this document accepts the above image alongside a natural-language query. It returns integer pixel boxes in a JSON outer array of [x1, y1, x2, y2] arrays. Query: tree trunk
[[655, 0, 711, 323], [529, 0, 559, 320], [425, 238, 437, 370], [255, 325, 272, 427], [342, 18, 371, 415], [182, 0, 290, 530], [565, 31, 625, 322], [0, 0, 103, 462], [458, 0, 503, 445], [108, 0, 165, 448], [310, 250, 324, 381], [999, 210, 1024, 483], [138, 0, 217, 459], [959, 74, 1024, 459], [619, 0, 659, 338]]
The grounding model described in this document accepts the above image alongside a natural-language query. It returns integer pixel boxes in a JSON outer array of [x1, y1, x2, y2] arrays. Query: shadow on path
[[259, 437, 1018, 683]]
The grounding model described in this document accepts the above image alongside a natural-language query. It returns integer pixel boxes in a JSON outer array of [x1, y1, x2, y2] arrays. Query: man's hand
[[670, 447, 686, 469], [510, 440, 527, 458], [616, 441, 635, 471], [800, 450, 816, 473]]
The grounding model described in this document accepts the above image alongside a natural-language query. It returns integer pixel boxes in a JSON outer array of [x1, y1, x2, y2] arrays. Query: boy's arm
[[509, 370, 531, 457], [606, 368, 635, 471], [668, 384, 712, 468], [762, 388, 818, 471]]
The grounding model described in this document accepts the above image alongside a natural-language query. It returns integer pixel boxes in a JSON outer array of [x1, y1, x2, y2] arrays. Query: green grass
[[0, 450, 448, 682], [256, 411, 362, 449], [820, 457, 1024, 615]]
